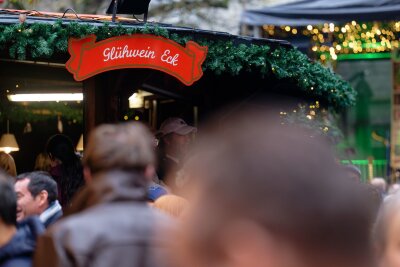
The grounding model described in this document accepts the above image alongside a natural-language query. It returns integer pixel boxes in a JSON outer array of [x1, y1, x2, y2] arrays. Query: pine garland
[[1, 102, 83, 123], [0, 20, 355, 111]]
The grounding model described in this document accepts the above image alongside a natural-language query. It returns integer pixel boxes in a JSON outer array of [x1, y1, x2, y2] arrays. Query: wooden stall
[[0, 10, 355, 172]]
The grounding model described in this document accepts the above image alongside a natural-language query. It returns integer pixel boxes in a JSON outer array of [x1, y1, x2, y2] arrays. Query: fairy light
[[329, 23, 335, 32], [260, 20, 400, 61]]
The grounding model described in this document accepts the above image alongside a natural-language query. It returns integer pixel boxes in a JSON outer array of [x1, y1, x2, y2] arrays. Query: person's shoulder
[[44, 209, 63, 228], [150, 208, 177, 232], [42, 208, 107, 255], [48, 202, 174, 234], [47, 207, 98, 235], [0, 257, 31, 267], [18, 216, 45, 237]]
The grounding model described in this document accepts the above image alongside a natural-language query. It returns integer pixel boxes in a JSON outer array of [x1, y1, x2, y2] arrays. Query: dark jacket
[[43, 209, 63, 228], [34, 170, 174, 267], [0, 217, 45, 267]]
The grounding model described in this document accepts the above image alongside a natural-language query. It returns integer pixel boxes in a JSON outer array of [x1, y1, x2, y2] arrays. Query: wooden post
[[83, 77, 96, 142]]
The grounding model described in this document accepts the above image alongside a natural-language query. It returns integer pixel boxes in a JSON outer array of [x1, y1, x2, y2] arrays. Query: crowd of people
[[0, 109, 399, 267]]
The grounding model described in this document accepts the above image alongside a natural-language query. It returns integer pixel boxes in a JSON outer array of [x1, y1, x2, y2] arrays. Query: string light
[[262, 21, 400, 62], [281, 102, 332, 135]]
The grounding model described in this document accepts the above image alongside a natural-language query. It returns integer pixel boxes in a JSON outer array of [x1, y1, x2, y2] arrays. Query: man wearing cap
[[157, 117, 196, 189]]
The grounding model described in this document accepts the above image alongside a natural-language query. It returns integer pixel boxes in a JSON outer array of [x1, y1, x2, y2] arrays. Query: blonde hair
[[83, 122, 155, 174], [0, 152, 17, 177], [153, 194, 188, 218], [34, 152, 52, 172]]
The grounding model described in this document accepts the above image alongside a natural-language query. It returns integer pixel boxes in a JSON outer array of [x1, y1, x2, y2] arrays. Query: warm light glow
[[8, 93, 83, 102], [0, 134, 19, 154], [128, 90, 152, 109], [262, 20, 399, 59], [329, 23, 335, 32], [129, 93, 143, 109], [76, 134, 84, 152]]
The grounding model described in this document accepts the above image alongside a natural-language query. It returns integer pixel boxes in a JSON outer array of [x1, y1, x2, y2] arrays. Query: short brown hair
[[83, 122, 155, 174]]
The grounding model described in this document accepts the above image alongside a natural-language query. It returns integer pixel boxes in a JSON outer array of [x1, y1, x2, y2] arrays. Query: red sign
[[66, 34, 208, 86]]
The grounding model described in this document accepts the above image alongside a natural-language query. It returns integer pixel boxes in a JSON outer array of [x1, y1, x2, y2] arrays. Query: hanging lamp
[[0, 120, 19, 154]]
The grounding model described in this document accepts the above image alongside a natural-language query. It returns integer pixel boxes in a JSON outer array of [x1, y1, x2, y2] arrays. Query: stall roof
[[0, 9, 356, 111], [241, 0, 400, 27], [0, 9, 290, 48]]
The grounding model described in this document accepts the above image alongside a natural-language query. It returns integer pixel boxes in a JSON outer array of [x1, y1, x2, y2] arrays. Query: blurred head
[[15, 171, 58, 221], [46, 134, 76, 167], [83, 122, 155, 178], [0, 170, 17, 226], [171, 109, 375, 267], [371, 178, 388, 197], [153, 194, 188, 218], [162, 133, 191, 159], [0, 152, 17, 177], [374, 192, 400, 267], [157, 118, 196, 159]]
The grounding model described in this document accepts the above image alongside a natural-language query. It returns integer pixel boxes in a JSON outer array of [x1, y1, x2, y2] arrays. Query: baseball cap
[[157, 117, 197, 138]]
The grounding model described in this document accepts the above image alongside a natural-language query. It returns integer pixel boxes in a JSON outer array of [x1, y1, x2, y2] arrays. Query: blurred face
[[381, 212, 400, 267], [165, 133, 192, 158], [170, 215, 307, 267], [15, 179, 45, 221], [167, 185, 306, 267]]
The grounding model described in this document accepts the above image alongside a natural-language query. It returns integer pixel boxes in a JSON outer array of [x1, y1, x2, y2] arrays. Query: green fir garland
[[0, 102, 83, 123], [0, 20, 355, 111]]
